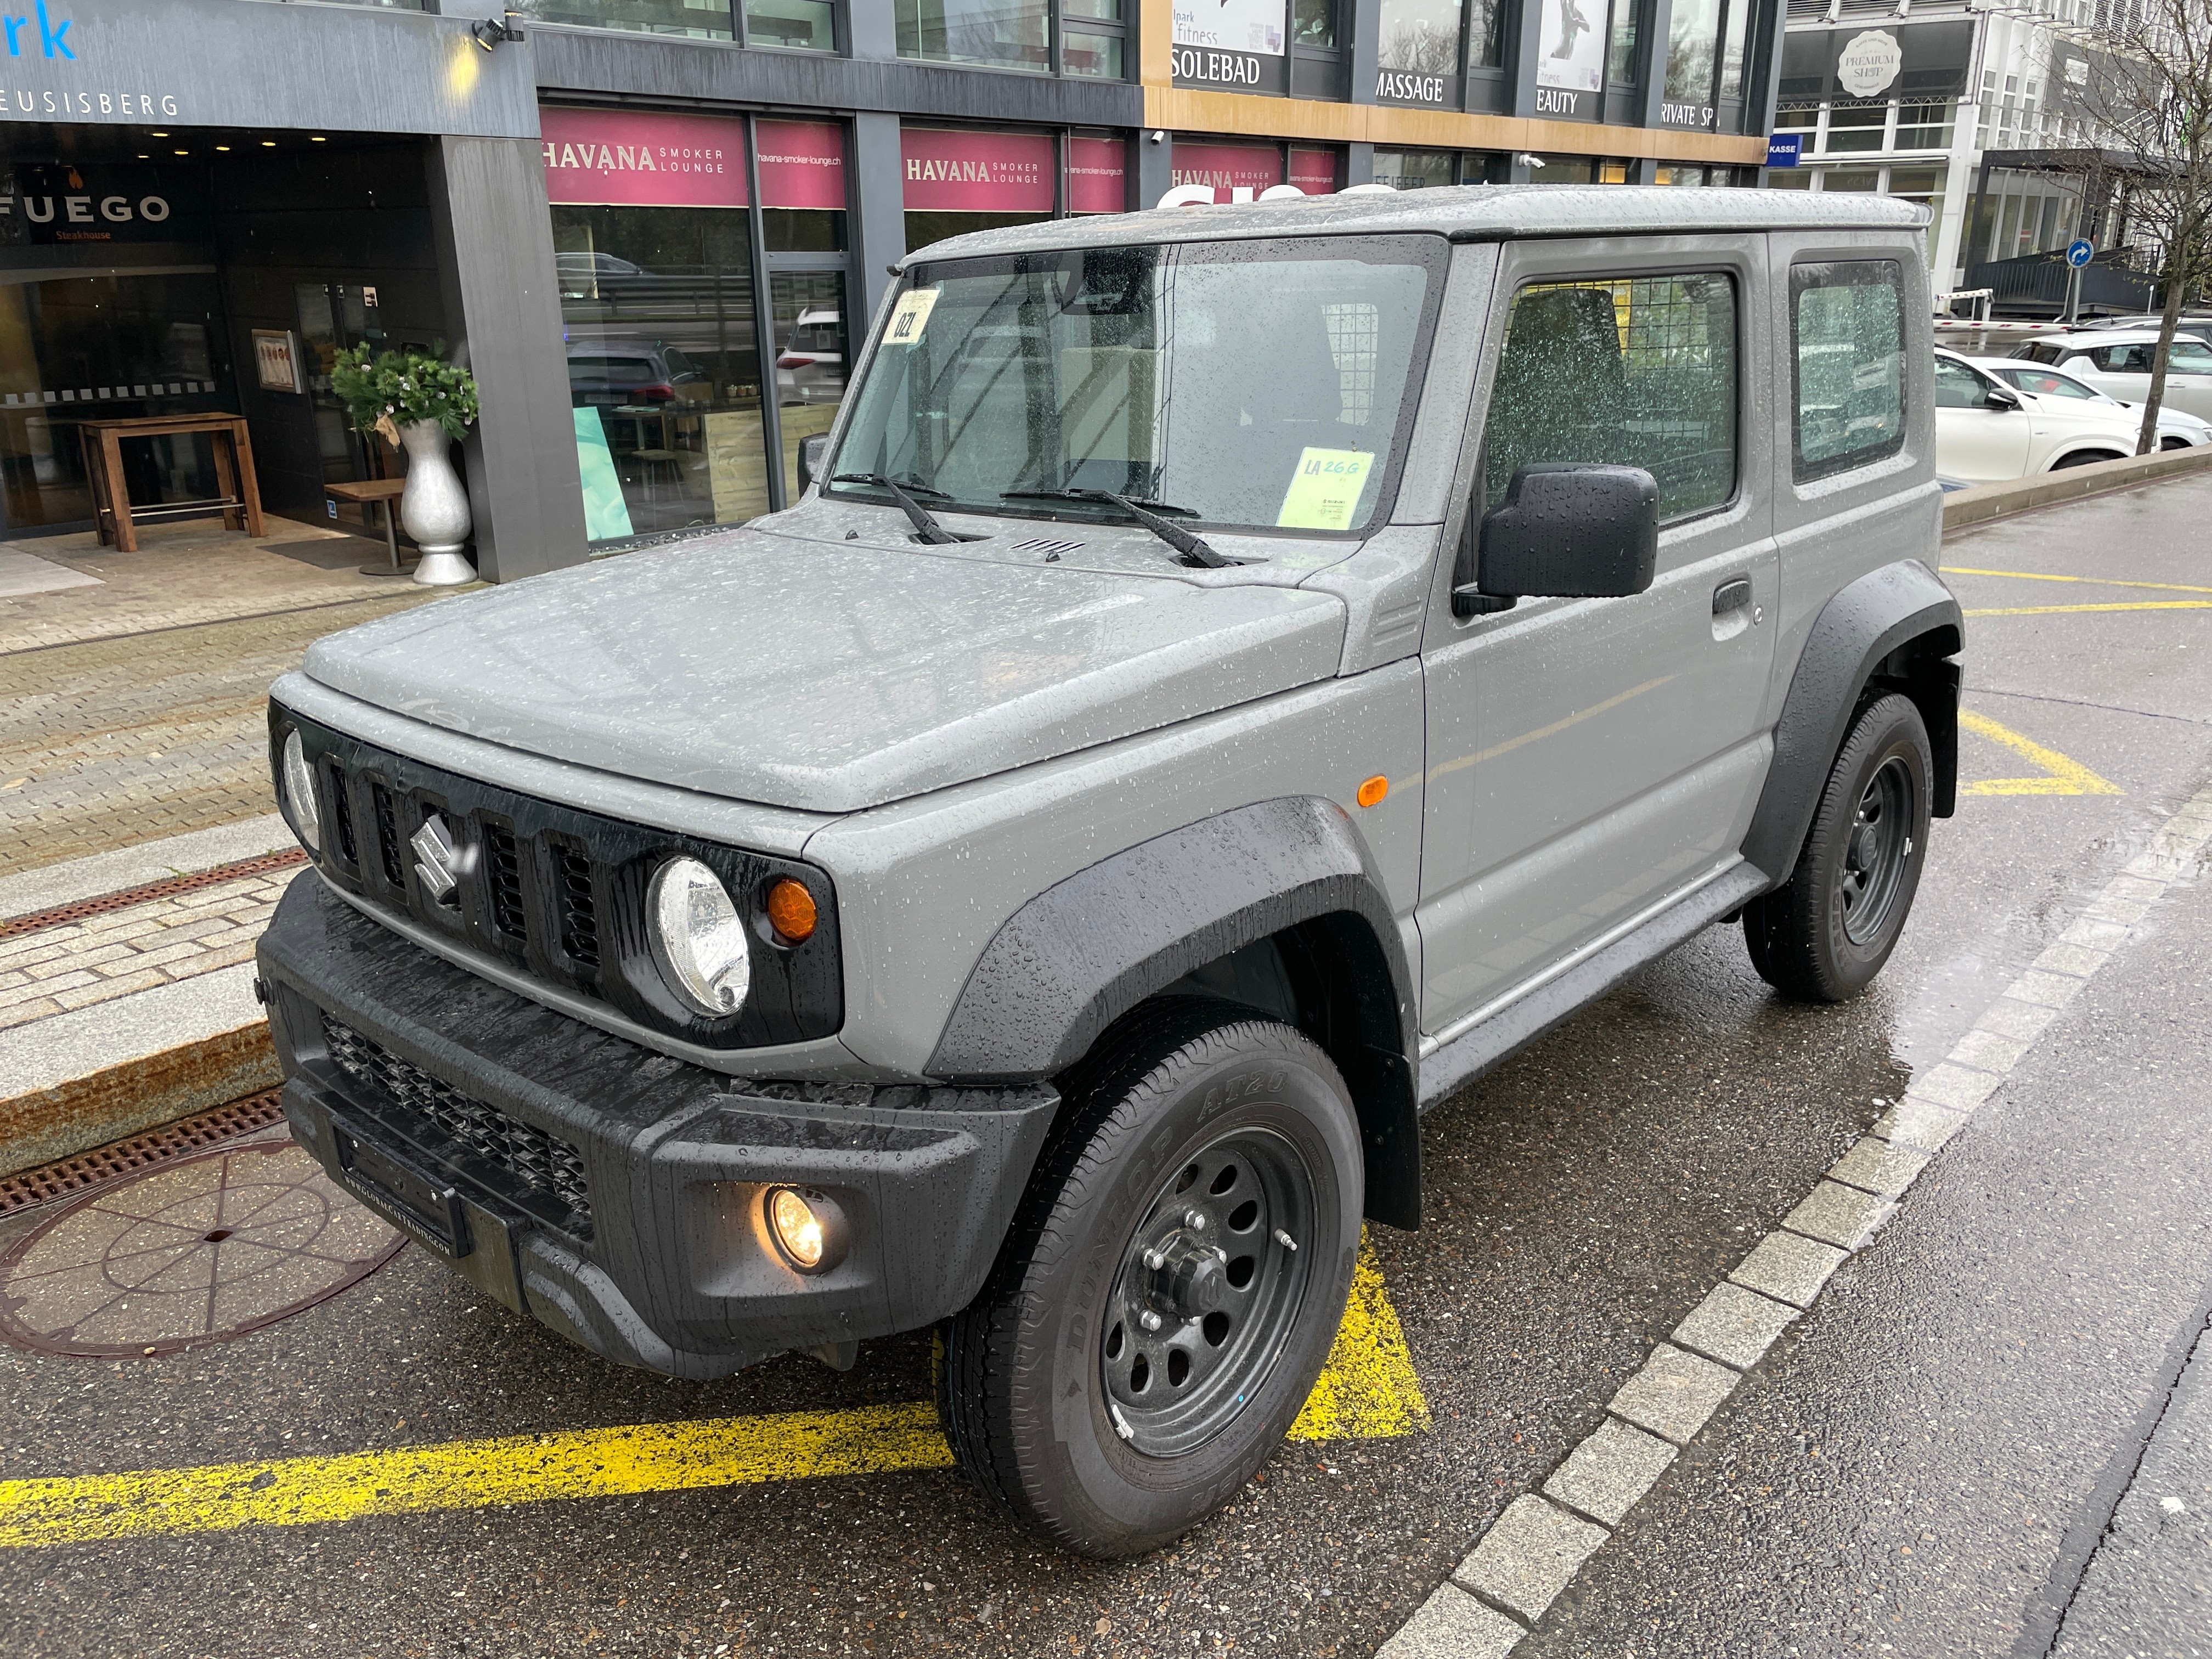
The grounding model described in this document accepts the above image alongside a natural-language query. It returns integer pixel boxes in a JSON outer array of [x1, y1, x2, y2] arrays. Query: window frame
[[1787, 257, 1908, 486], [1477, 266, 1746, 532]]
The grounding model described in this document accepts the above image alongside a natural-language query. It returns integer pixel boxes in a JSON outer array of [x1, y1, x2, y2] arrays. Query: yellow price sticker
[[1277, 448, 1375, 531]]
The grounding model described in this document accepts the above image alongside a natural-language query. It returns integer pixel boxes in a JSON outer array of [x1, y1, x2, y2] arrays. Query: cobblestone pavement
[[0, 865, 296, 1033], [1, 521, 462, 876], [1, 598, 437, 872]]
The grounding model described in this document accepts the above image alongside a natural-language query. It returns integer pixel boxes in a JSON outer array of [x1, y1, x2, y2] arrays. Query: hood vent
[[1011, 537, 1085, 556]]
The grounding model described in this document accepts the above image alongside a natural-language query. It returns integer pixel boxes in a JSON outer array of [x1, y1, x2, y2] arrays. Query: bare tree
[[2049, 0, 2212, 453]]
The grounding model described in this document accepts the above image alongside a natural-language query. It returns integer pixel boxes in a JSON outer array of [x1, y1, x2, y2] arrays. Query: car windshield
[[828, 236, 1444, 534]]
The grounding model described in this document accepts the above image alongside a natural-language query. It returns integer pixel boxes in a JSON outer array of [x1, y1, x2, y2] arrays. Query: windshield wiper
[[999, 488, 1235, 569], [831, 473, 963, 545]]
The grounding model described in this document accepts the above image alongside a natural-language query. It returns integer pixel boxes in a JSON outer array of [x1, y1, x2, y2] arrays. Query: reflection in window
[[1373, 150, 1462, 189], [746, 0, 834, 48], [1295, 0, 1338, 48], [511, 0, 736, 42], [1791, 260, 1904, 480], [552, 204, 766, 541], [1718, 0, 1749, 100], [1607, 0, 1634, 83], [771, 272, 848, 504], [896, 0, 1049, 69], [1664, 0, 1719, 104], [1469, 0, 1505, 67], [1483, 274, 1738, 522], [1378, 0, 1461, 74]]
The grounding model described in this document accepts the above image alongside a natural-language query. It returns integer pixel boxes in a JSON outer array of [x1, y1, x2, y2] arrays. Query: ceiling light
[[215, 145, 230, 151], [261, 140, 276, 148], [310, 136, 325, 143]]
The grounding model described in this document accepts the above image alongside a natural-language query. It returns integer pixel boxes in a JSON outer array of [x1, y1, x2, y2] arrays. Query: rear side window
[[1482, 273, 1739, 523], [2093, 345, 2151, 373], [1791, 260, 1905, 482]]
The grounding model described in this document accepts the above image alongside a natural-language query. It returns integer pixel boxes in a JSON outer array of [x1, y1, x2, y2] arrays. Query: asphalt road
[[2, 475, 2208, 1659]]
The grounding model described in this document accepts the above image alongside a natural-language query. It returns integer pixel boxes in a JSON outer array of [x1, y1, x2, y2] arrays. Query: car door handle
[[1712, 578, 1753, 616]]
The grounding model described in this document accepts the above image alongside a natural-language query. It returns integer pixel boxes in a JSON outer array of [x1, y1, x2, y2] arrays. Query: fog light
[[766, 1186, 847, 1273]]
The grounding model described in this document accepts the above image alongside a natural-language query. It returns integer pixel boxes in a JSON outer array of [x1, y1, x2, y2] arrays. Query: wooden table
[[73, 413, 264, 552], [325, 477, 409, 577]]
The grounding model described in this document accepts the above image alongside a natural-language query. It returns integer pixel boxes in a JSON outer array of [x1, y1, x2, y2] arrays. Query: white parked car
[[1973, 356, 2212, 451], [1934, 348, 2150, 483], [2008, 328, 2212, 422]]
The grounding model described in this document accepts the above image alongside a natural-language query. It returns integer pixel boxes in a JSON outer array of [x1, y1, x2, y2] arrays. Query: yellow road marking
[[1959, 710, 2121, 797], [0, 1241, 1426, 1549], [1964, 601, 2212, 617], [1942, 566, 2212, 597]]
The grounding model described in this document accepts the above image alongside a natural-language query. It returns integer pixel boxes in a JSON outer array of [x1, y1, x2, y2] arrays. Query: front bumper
[[258, 873, 1057, 1379]]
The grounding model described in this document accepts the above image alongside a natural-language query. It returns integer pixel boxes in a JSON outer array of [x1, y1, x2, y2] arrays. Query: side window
[[1790, 259, 1904, 482], [2168, 341, 2212, 373], [1933, 358, 1989, 408], [2096, 345, 2152, 373], [1482, 273, 1738, 522]]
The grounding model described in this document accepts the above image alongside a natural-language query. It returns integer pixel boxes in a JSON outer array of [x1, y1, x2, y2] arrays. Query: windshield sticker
[[885, 287, 940, 347], [1276, 448, 1375, 531]]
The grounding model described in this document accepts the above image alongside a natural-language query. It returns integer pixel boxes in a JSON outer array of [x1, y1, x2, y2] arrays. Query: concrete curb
[[1943, 441, 2212, 532], [0, 813, 291, 923]]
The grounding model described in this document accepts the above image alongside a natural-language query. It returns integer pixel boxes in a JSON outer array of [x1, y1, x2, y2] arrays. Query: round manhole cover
[[0, 1138, 402, 1358]]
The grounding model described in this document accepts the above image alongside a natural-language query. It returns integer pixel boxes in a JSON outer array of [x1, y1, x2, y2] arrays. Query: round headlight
[[280, 730, 320, 853], [648, 856, 751, 1016]]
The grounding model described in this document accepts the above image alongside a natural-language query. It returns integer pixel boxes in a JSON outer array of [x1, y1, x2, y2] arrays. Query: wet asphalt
[[2, 476, 2209, 1659]]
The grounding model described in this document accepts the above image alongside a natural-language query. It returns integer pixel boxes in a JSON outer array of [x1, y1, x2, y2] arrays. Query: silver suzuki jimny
[[259, 185, 1959, 1558]]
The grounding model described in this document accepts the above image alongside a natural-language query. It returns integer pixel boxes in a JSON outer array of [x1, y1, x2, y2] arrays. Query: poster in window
[[1534, 0, 1605, 92], [1173, 0, 1284, 57]]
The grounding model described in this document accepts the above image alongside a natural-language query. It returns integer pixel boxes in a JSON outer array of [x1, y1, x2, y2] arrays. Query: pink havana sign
[[901, 128, 1054, 213]]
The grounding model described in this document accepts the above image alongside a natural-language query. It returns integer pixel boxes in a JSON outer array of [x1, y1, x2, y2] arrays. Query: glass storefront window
[[904, 127, 1056, 252], [1378, 0, 1460, 75], [746, 0, 834, 47], [896, 0, 1050, 71], [515, 0, 737, 42], [543, 109, 851, 543], [1823, 101, 1886, 153], [0, 271, 232, 533], [1663, 0, 1720, 105], [1606, 0, 1634, 83], [1718, 0, 1750, 101], [1469, 0, 1504, 68], [1896, 101, 1956, 150], [1294, 0, 1338, 49], [1373, 150, 1460, 189], [1530, 154, 1598, 183], [1064, 32, 1125, 76]]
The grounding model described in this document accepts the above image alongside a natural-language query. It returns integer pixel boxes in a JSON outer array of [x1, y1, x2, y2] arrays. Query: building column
[[1135, 129, 1174, 210], [427, 135, 586, 584], [1345, 143, 1375, 186], [848, 112, 907, 331]]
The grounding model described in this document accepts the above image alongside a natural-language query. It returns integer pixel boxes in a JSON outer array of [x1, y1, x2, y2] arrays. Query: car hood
[[300, 526, 1347, 815]]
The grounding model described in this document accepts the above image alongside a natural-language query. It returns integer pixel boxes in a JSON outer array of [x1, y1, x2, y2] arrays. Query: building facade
[[0, 0, 1782, 578], [1771, 0, 2156, 308]]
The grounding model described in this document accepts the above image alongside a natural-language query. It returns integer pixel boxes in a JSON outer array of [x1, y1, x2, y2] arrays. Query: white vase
[[399, 418, 476, 586]]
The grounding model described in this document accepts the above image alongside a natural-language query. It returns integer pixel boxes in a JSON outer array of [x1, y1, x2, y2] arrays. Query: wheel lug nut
[[1143, 1249, 1165, 1271], [1141, 1310, 1162, 1332], [1186, 1210, 1206, 1231]]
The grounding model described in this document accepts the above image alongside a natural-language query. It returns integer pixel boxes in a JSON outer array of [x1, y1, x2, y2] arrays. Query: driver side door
[[1933, 356, 2032, 482]]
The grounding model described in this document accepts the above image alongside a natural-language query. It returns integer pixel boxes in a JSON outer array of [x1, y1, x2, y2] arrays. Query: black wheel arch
[[926, 797, 1423, 1231], [1742, 559, 1963, 885]]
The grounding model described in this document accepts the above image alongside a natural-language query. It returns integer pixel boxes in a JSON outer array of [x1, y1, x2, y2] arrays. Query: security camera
[[1150, 129, 1167, 144]]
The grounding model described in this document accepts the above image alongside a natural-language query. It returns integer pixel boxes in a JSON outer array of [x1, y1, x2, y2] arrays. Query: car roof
[[2027, 329, 2200, 348], [899, 184, 1925, 267]]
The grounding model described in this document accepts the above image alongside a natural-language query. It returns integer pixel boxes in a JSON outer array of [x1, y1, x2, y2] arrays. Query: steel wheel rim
[[1839, 754, 1915, 947], [1100, 1124, 1317, 1459]]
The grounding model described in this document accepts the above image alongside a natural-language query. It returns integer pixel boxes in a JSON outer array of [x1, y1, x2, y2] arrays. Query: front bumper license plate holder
[[331, 1115, 473, 1259]]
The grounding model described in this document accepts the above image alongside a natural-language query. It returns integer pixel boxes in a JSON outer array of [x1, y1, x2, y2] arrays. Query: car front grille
[[274, 703, 844, 1051], [321, 1013, 592, 1238]]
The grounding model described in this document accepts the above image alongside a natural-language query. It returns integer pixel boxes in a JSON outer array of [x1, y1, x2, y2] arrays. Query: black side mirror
[[797, 433, 830, 492], [1984, 385, 2022, 411], [1452, 463, 1660, 619]]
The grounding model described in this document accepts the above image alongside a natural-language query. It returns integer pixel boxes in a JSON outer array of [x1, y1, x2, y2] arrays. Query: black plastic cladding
[[268, 702, 843, 1051]]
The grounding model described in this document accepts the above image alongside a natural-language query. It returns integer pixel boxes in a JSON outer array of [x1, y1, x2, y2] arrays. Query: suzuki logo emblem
[[410, 814, 462, 906]]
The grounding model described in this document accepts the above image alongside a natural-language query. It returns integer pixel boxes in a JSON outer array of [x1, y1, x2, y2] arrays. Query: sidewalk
[[2, 519, 472, 1175], [1, 520, 459, 874]]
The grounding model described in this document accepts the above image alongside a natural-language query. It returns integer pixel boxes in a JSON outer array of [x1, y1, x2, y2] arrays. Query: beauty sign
[[1277, 448, 1374, 531]]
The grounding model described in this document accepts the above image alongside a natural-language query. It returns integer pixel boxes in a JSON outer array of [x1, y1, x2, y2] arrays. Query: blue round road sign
[[2066, 239, 2095, 269]]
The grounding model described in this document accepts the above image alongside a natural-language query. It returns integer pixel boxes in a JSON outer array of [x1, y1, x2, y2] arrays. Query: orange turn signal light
[[1356, 775, 1389, 809], [766, 878, 819, 944]]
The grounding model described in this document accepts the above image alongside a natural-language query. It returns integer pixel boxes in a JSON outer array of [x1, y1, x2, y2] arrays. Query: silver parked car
[[260, 189, 1960, 1559]]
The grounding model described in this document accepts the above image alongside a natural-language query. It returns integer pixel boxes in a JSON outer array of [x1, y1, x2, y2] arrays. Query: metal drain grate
[[0, 850, 308, 944], [0, 1089, 288, 1218]]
